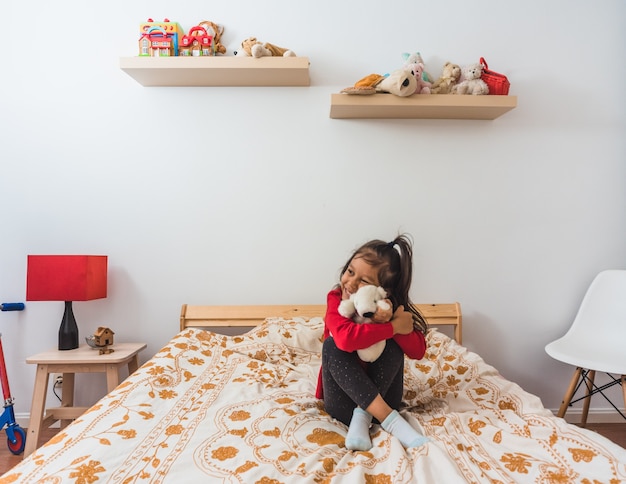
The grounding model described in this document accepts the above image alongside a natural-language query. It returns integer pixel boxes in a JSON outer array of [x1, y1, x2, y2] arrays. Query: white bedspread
[[2, 317, 625, 483]]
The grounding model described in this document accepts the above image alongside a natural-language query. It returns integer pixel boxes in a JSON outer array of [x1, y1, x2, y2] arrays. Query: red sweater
[[315, 288, 427, 399]]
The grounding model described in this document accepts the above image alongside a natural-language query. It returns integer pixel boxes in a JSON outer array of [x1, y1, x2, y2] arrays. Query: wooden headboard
[[180, 302, 463, 343]]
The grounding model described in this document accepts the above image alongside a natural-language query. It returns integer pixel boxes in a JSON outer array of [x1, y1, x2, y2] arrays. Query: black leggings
[[321, 336, 405, 426]]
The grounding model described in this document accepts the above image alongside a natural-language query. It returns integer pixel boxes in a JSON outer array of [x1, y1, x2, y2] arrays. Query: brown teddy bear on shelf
[[235, 37, 296, 57], [198, 20, 226, 55], [430, 62, 461, 94]]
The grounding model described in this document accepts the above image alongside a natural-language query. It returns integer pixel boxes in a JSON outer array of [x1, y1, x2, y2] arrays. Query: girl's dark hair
[[340, 233, 428, 334]]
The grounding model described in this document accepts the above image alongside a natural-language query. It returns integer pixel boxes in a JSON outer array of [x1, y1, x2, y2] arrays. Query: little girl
[[316, 234, 429, 451]]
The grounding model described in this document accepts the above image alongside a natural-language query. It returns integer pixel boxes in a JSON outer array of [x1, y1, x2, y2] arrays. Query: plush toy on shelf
[[341, 68, 417, 97], [406, 62, 432, 94], [452, 63, 489, 95], [338, 285, 393, 362], [430, 62, 462, 94], [402, 52, 434, 83], [235, 37, 296, 57]]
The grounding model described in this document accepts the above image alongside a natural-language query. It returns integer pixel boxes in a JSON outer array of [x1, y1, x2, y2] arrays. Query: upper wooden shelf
[[329, 93, 517, 120], [119, 56, 310, 87]]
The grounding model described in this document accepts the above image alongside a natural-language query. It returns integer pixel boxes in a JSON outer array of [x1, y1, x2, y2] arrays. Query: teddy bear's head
[[402, 52, 425, 66], [462, 63, 484, 80], [237, 37, 259, 56], [442, 62, 461, 81], [350, 285, 390, 320]]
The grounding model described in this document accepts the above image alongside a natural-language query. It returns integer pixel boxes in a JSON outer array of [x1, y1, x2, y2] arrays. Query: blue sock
[[381, 410, 429, 448], [345, 407, 373, 451]]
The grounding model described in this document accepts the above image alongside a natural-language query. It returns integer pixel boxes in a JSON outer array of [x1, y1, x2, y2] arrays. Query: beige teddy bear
[[235, 37, 296, 57], [452, 63, 489, 95], [430, 62, 461, 94]]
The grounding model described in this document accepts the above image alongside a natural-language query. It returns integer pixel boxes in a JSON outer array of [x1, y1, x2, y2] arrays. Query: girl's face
[[340, 256, 380, 300]]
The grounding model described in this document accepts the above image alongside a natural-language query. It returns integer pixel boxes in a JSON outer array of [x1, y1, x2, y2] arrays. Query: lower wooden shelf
[[119, 56, 310, 87], [329, 93, 517, 120]]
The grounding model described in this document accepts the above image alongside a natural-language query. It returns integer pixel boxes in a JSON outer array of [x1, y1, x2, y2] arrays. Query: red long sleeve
[[323, 288, 426, 359], [323, 289, 394, 351]]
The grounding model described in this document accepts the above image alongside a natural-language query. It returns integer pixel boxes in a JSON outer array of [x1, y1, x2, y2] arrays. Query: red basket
[[480, 57, 510, 95]]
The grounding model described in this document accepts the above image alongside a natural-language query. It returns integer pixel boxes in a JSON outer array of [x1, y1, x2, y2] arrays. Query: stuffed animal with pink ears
[[406, 63, 432, 94], [402, 52, 434, 83]]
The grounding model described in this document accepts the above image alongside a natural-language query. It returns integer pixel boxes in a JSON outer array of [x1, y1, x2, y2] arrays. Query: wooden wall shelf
[[119, 56, 310, 87], [329, 93, 517, 120]]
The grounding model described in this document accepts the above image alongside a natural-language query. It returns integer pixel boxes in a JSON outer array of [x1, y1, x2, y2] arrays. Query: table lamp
[[26, 255, 108, 350]]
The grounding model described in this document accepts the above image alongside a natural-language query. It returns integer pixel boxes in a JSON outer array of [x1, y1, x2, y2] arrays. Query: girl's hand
[[372, 299, 393, 323], [391, 306, 414, 335]]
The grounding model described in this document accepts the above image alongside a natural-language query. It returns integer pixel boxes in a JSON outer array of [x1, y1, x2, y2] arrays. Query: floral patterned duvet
[[2, 317, 625, 483]]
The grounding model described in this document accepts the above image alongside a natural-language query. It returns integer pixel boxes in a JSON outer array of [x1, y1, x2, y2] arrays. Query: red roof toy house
[[139, 26, 176, 57], [179, 26, 214, 56]]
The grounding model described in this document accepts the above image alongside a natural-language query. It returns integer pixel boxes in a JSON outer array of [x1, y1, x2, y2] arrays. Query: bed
[[2, 303, 625, 483]]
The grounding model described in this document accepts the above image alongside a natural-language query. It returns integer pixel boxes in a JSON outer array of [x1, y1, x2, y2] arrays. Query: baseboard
[[15, 413, 60, 429], [16, 413, 30, 428], [550, 408, 626, 424]]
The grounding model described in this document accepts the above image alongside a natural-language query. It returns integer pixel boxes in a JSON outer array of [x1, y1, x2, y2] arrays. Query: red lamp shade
[[26, 255, 107, 302], [26, 255, 108, 350]]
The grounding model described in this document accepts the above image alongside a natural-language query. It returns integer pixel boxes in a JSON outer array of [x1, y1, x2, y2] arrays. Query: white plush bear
[[452, 63, 489, 95], [338, 285, 392, 362]]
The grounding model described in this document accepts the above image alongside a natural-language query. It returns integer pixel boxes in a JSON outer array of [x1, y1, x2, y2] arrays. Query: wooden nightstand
[[24, 342, 147, 457]]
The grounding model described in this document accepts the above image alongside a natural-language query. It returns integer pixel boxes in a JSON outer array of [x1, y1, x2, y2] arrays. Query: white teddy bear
[[452, 63, 489, 95], [338, 285, 391, 362]]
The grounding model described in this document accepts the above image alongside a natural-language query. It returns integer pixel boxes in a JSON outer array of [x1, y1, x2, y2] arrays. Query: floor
[[0, 423, 623, 475]]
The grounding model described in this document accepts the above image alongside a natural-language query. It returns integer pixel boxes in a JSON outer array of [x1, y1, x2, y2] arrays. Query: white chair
[[545, 269, 626, 426]]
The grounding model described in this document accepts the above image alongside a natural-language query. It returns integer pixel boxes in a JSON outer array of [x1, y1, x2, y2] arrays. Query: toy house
[[139, 27, 175, 57], [139, 18, 184, 56], [85, 326, 115, 354], [179, 26, 214, 56], [93, 327, 115, 347]]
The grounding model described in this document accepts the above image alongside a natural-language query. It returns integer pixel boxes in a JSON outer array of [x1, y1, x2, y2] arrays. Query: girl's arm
[[389, 304, 427, 359], [393, 330, 427, 360], [325, 289, 393, 352]]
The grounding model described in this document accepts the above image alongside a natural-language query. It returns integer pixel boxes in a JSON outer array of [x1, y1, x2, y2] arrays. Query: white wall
[[1, 0, 624, 421]]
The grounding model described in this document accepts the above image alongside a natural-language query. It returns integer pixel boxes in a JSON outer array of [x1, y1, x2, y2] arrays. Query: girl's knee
[[386, 339, 403, 355], [322, 336, 338, 351], [322, 336, 338, 363]]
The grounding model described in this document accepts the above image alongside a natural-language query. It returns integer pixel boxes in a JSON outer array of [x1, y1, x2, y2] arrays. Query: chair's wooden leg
[[558, 367, 583, 418], [580, 370, 595, 427], [622, 375, 626, 416], [622, 375, 626, 418]]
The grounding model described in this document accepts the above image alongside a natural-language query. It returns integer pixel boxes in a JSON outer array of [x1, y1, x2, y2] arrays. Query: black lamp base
[[59, 301, 79, 350]]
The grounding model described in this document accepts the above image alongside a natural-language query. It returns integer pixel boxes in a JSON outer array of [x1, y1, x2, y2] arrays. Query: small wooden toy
[[86, 327, 115, 355]]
